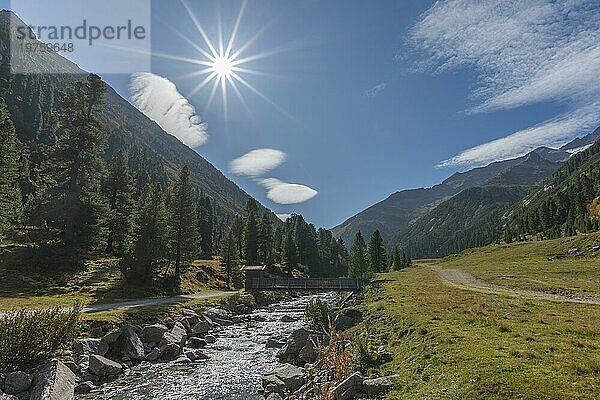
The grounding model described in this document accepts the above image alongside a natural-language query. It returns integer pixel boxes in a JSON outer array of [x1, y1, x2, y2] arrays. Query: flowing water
[[80, 294, 335, 400]]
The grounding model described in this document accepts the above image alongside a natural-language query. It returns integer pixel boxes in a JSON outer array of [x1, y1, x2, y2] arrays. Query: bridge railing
[[250, 277, 364, 291]]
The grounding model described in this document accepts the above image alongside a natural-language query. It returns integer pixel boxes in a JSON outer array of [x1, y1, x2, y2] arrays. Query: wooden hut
[[240, 265, 267, 291]]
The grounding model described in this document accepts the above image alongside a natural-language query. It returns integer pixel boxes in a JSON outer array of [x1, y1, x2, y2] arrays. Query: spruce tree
[[0, 98, 22, 242], [126, 184, 169, 282], [258, 212, 273, 266], [243, 199, 259, 264], [220, 228, 239, 288], [106, 150, 135, 255], [349, 231, 370, 278], [281, 228, 297, 275], [170, 165, 200, 291], [367, 230, 387, 273], [52, 74, 108, 250], [198, 194, 214, 258]]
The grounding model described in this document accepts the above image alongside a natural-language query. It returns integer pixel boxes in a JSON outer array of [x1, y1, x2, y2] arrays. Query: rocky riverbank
[[260, 293, 398, 400]]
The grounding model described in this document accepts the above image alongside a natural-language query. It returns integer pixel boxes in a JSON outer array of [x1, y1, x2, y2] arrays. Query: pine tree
[[349, 231, 370, 278], [390, 246, 403, 270], [367, 230, 387, 273], [106, 150, 135, 255], [52, 74, 108, 250], [258, 212, 273, 266], [198, 194, 214, 258], [220, 228, 239, 288], [281, 228, 297, 275], [337, 238, 349, 276], [125, 184, 169, 283], [0, 98, 22, 242], [170, 165, 200, 292], [243, 199, 259, 264]]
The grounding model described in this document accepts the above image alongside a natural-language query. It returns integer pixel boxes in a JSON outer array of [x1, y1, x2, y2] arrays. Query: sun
[[211, 55, 234, 78]]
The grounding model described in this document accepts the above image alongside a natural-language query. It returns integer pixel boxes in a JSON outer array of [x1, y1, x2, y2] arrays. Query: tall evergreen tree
[[243, 199, 259, 264], [281, 227, 297, 275], [52, 74, 108, 250], [0, 98, 22, 242], [170, 165, 200, 291], [125, 184, 169, 282], [220, 228, 239, 288], [258, 212, 273, 266], [367, 230, 387, 273], [349, 231, 370, 278], [198, 194, 214, 258], [106, 150, 135, 255]]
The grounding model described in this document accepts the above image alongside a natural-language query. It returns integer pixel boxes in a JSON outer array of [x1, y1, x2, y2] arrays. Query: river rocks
[[88, 355, 123, 378], [280, 315, 296, 322], [204, 334, 216, 344], [277, 328, 327, 366], [74, 381, 96, 394], [159, 343, 181, 361], [187, 337, 207, 349], [30, 360, 75, 400], [331, 372, 364, 400], [145, 348, 161, 362], [141, 324, 168, 343], [73, 338, 109, 357], [363, 375, 398, 397], [266, 335, 286, 349], [333, 308, 362, 331], [3, 372, 32, 395], [265, 393, 284, 400], [174, 356, 191, 364], [262, 364, 305, 397], [191, 321, 210, 336], [203, 308, 234, 326], [111, 325, 145, 360]]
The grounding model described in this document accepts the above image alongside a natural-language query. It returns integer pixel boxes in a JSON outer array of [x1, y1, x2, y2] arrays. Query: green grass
[[435, 232, 600, 296], [359, 236, 600, 399], [0, 242, 226, 310]]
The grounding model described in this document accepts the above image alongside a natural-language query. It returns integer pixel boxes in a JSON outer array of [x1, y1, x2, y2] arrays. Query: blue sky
[[5, 0, 600, 228]]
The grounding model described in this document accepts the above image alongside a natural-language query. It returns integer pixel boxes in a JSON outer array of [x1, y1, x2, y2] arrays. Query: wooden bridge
[[241, 265, 365, 292], [247, 276, 365, 292]]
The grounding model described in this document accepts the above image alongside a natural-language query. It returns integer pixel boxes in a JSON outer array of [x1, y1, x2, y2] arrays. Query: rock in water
[[112, 325, 145, 360], [88, 355, 123, 378], [262, 364, 305, 397], [4, 371, 32, 395], [141, 324, 168, 344], [30, 360, 75, 400]]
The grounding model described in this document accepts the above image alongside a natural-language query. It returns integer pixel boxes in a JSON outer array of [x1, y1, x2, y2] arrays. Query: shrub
[[315, 328, 356, 383], [0, 306, 81, 372], [353, 335, 378, 373], [304, 299, 331, 332]]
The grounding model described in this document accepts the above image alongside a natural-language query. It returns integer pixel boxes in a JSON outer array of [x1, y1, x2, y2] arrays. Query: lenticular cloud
[[129, 72, 208, 148]]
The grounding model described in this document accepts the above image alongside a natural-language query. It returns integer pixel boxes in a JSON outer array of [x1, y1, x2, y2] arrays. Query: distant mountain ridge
[[332, 126, 600, 249], [0, 10, 276, 221]]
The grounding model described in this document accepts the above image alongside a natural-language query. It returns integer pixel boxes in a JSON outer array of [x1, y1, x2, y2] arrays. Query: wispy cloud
[[439, 103, 600, 167], [364, 82, 386, 98], [408, 0, 600, 167], [229, 149, 287, 177], [259, 178, 318, 205], [129, 72, 208, 148]]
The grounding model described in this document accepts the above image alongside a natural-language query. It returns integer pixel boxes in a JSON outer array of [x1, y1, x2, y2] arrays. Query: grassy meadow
[[361, 235, 600, 399]]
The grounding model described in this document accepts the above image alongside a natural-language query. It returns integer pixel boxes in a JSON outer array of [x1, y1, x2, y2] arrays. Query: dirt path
[[431, 266, 600, 305], [82, 290, 238, 313]]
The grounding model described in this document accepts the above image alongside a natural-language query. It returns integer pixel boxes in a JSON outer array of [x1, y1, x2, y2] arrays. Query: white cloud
[[229, 149, 287, 177], [364, 82, 386, 97], [408, 0, 600, 167], [259, 178, 318, 205], [129, 72, 208, 148], [276, 213, 292, 222], [439, 104, 600, 167]]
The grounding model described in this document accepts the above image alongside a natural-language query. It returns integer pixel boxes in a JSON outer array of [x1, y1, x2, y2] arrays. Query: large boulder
[[262, 364, 305, 397], [88, 355, 123, 378], [277, 328, 326, 366], [4, 372, 32, 395], [111, 325, 145, 360], [191, 321, 210, 336], [73, 338, 109, 357], [203, 308, 233, 326], [160, 322, 187, 348], [141, 324, 168, 344], [363, 375, 398, 397], [331, 372, 364, 400], [29, 360, 75, 400], [333, 308, 363, 331]]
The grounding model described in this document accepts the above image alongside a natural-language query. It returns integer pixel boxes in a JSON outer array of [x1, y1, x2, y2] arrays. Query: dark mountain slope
[[0, 10, 273, 220]]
